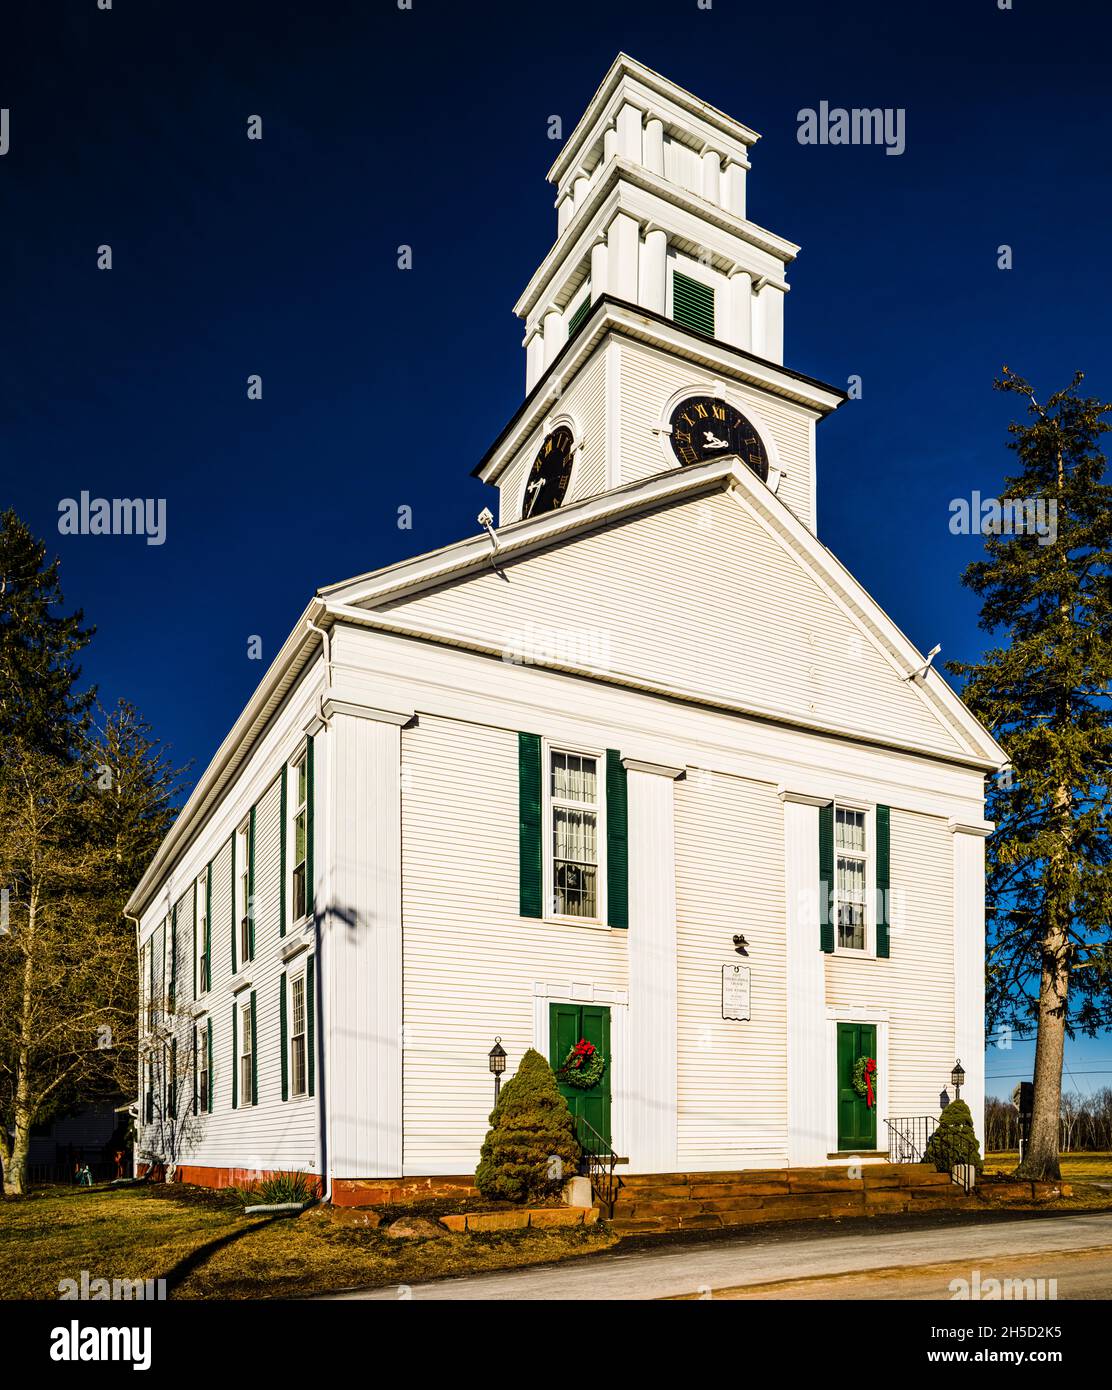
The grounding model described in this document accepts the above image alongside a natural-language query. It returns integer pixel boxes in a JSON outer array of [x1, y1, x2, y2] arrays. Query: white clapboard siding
[[380, 489, 963, 758], [674, 769, 789, 1169], [826, 808, 956, 1119], [618, 337, 816, 528], [139, 776, 319, 1177], [401, 714, 628, 1174]]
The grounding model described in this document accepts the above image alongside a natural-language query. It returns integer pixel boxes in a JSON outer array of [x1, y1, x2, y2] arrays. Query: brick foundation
[[138, 1163, 323, 1197], [330, 1175, 478, 1208]]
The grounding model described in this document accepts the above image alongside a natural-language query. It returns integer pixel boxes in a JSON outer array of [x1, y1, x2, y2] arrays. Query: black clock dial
[[522, 426, 576, 519], [668, 395, 769, 482]]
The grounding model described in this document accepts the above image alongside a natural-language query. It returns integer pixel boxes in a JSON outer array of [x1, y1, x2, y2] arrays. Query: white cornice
[[621, 757, 685, 779], [948, 818, 995, 838]]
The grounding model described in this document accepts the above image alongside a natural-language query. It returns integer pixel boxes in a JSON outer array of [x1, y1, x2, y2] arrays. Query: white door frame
[[825, 1007, 889, 1159]]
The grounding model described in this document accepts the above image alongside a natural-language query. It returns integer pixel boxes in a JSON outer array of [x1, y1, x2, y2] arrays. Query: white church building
[[129, 55, 1003, 1201]]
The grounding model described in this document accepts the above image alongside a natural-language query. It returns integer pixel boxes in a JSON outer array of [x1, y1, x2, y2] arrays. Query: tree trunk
[[3, 1115, 30, 1197], [1015, 929, 1068, 1180]]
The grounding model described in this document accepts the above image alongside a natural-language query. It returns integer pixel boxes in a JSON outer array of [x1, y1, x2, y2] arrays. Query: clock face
[[522, 426, 576, 519], [668, 395, 769, 482]]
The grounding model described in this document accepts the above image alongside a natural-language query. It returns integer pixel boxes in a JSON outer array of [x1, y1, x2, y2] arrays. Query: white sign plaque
[[721, 964, 751, 1021]]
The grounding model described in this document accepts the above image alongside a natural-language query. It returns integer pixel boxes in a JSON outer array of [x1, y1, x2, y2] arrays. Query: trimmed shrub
[[924, 1099, 984, 1174], [475, 1049, 581, 1202]]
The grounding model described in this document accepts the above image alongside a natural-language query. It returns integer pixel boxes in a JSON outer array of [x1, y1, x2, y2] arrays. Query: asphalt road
[[331, 1210, 1112, 1301]]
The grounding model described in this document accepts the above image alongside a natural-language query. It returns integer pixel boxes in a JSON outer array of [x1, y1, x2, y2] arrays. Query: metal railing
[[885, 1115, 978, 1195], [574, 1113, 623, 1218]]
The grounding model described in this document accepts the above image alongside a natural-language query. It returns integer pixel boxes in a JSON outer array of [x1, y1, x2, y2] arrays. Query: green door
[[550, 1003, 611, 1147], [836, 1022, 877, 1151]]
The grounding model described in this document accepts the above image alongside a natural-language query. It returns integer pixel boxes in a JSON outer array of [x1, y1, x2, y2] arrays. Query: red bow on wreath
[[863, 1058, 876, 1108], [569, 1039, 595, 1069]]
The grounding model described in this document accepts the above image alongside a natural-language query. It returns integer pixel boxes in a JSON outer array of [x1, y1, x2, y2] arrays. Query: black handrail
[[573, 1113, 623, 1218], [885, 1115, 976, 1195]]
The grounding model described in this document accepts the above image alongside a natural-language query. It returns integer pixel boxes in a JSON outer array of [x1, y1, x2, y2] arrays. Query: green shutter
[[206, 1018, 213, 1114], [230, 833, 237, 975], [518, 732, 543, 918], [819, 801, 835, 953], [192, 1026, 198, 1116], [232, 1003, 238, 1110], [606, 750, 629, 929], [250, 990, 258, 1106], [876, 804, 891, 958], [169, 1037, 177, 1118], [568, 290, 591, 337], [672, 270, 715, 337], [280, 972, 288, 1102], [306, 957, 316, 1097], [169, 907, 177, 1012], [204, 863, 212, 992], [279, 764, 287, 937], [248, 805, 256, 961], [192, 881, 197, 1002], [305, 736, 315, 918]]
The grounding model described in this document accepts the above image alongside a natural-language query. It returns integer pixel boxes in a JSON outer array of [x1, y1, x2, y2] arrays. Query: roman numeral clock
[[522, 425, 576, 519], [669, 395, 769, 482]]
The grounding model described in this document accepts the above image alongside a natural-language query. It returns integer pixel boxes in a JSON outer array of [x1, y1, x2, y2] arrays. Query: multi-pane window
[[290, 973, 307, 1098], [237, 819, 252, 965], [197, 873, 210, 994], [240, 1001, 253, 1106], [550, 750, 600, 918], [836, 807, 868, 951], [291, 753, 308, 922], [197, 1028, 210, 1113]]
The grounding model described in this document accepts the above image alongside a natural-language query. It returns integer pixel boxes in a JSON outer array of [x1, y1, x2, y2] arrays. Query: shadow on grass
[[161, 1214, 288, 1296]]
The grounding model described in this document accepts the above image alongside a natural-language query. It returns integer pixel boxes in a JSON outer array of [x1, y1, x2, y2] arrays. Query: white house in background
[[128, 55, 1004, 1199]]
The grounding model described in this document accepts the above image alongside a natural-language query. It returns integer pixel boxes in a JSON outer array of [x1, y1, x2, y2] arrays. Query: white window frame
[[196, 872, 210, 995], [543, 742, 607, 925], [240, 999, 253, 1106], [289, 969, 308, 1100], [236, 818, 252, 965], [288, 747, 310, 928], [832, 801, 876, 958], [197, 1026, 210, 1113]]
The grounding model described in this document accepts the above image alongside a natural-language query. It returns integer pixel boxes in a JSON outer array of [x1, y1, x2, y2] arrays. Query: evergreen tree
[[0, 509, 94, 757], [476, 1049, 581, 1202], [949, 368, 1112, 1181]]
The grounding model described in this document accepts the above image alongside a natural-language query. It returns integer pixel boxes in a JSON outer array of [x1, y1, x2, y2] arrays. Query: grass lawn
[[985, 1150, 1112, 1180], [0, 1184, 617, 1300]]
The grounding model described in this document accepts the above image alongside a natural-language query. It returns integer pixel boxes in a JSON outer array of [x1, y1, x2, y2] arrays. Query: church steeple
[[516, 54, 795, 391], [473, 56, 844, 536]]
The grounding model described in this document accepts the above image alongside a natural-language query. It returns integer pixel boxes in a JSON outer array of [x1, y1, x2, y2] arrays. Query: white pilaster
[[623, 758, 682, 1173], [758, 283, 784, 363], [326, 705, 408, 1179], [590, 237, 608, 301], [616, 101, 643, 163], [723, 161, 746, 218], [603, 125, 617, 164], [725, 270, 753, 351], [606, 212, 639, 303], [782, 791, 828, 1165], [573, 174, 591, 210], [701, 148, 721, 204], [556, 192, 574, 235], [543, 307, 567, 368], [525, 328, 545, 392], [640, 228, 667, 315], [643, 117, 664, 174], [951, 818, 991, 1152]]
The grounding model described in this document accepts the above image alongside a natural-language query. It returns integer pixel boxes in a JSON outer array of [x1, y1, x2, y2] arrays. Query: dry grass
[[0, 1184, 616, 1300], [984, 1150, 1112, 1181]]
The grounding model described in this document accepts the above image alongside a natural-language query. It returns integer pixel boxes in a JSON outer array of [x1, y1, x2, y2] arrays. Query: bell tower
[[473, 55, 844, 533]]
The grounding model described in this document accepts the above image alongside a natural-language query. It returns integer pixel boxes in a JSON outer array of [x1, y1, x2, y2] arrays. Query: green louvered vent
[[672, 270, 715, 337], [876, 805, 891, 958], [819, 801, 835, 954], [605, 751, 628, 930], [567, 290, 591, 337], [518, 732, 543, 918]]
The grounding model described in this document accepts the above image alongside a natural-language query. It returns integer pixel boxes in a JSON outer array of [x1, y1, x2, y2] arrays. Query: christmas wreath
[[852, 1056, 877, 1109], [558, 1038, 606, 1090]]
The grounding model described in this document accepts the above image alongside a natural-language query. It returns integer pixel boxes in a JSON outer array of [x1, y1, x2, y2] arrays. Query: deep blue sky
[[3, 0, 1110, 1100]]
